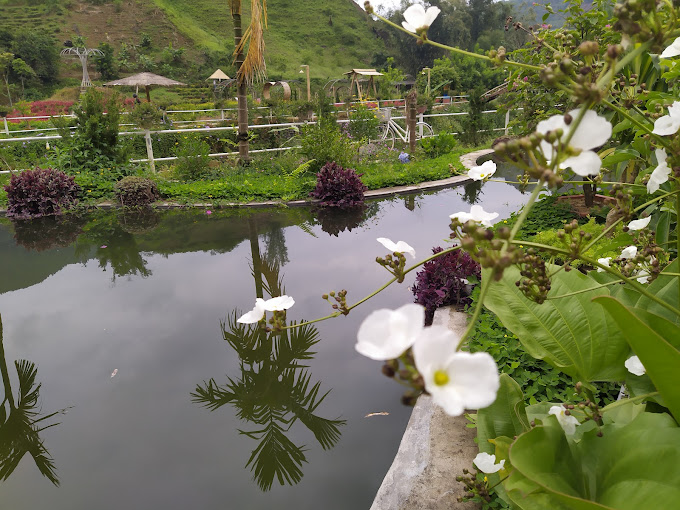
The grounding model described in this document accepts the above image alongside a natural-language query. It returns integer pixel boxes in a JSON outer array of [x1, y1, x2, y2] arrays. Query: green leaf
[[593, 296, 680, 422], [506, 413, 680, 510], [483, 265, 628, 382], [601, 148, 639, 166], [655, 211, 671, 247], [477, 374, 529, 455]]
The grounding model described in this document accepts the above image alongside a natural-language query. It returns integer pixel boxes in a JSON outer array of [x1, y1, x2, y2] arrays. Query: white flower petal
[[414, 327, 499, 416], [635, 270, 651, 284], [377, 237, 416, 258], [468, 160, 497, 181], [237, 298, 267, 323], [566, 109, 612, 151], [473, 452, 505, 474], [560, 150, 602, 176], [597, 257, 611, 272], [356, 304, 425, 360], [648, 149, 671, 194], [262, 295, 295, 311], [402, 4, 440, 32], [549, 405, 580, 435], [536, 114, 566, 136], [627, 217, 651, 230], [620, 246, 637, 259], [625, 355, 646, 376], [652, 107, 680, 136], [660, 37, 680, 59]]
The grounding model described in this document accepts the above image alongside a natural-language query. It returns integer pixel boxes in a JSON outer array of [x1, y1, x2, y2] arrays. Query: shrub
[[174, 134, 211, 181], [4, 167, 81, 219], [412, 247, 481, 325], [300, 121, 356, 173], [310, 162, 367, 208], [348, 104, 380, 141], [114, 176, 160, 207], [419, 132, 457, 158]]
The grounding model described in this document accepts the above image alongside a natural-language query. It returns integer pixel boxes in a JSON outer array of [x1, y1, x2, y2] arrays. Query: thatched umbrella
[[103, 72, 186, 102]]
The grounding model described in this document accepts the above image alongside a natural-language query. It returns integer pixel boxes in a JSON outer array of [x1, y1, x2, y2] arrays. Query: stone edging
[[0, 149, 494, 215]]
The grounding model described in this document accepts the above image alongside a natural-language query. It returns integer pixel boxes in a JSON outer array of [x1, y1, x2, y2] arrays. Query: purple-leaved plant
[[412, 247, 481, 325], [310, 161, 367, 208], [4, 167, 81, 219]]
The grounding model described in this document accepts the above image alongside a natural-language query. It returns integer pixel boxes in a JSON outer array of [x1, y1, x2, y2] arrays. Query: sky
[[354, 0, 404, 14]]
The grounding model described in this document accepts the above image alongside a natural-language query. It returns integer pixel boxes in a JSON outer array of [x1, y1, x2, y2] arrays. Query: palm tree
[[0, 315, 60, 485], [229, 0, 268, 163], [192, 262, 345, 491]]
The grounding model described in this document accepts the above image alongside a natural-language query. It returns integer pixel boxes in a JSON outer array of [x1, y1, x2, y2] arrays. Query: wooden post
[[144, 130, 156, 173], [504, 110, 510, 135], [406, 88, 417, 153]]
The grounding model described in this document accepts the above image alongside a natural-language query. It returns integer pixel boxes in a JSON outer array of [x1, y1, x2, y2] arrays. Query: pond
[[0, 176, 530, 510]]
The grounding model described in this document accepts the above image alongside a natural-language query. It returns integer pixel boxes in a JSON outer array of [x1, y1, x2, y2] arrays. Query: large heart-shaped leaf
[[594, 296, 680, 422], [506, 413, 680, 510], [483, 265, 628, 382], [477, 374, 529, 455]]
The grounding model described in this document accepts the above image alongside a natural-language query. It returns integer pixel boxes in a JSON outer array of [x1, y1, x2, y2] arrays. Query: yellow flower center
[[434, 370, 449, 386], [480, 173, 486, 178]]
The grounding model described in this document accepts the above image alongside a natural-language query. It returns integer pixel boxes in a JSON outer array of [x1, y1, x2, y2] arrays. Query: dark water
[[0, 180, 529, 510]]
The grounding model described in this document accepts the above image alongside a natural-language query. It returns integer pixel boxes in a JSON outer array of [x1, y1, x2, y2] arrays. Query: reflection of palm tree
[[0, 315, 60, 485], [193, 315, 345, 491]]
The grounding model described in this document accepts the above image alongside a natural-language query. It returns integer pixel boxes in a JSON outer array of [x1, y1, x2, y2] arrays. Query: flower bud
[[578, 40, 600, 56]]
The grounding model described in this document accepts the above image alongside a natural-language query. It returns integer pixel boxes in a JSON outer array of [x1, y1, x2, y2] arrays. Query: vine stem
[[280, 245, 463, 330], [374, 13, 542, 72]]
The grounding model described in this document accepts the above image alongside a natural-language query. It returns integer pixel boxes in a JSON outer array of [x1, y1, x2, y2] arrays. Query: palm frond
[[244, 421, 306, 492], [296, 221, 318, 238], [236, 0, 268, 85]]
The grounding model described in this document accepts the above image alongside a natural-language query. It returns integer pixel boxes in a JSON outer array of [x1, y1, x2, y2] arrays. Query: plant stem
[[602, 99, 673, 150], [601, 392, 660, 412], [545, 279, 622, 299]]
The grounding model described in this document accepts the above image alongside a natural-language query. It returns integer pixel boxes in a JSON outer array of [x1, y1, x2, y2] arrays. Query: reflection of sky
[[0, 182, 529, 509]]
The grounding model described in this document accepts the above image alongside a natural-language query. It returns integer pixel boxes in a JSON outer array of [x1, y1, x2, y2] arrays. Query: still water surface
[[0, 177, 528, 509]]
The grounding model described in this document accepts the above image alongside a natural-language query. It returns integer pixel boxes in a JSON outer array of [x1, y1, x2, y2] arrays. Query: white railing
[[0, 107, 514, 173]]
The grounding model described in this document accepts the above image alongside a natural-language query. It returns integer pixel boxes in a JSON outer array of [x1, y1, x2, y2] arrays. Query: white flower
[[536, 109, 612, 176], [597, 257, 611, 272], [468, 160, 497, 181], [401, 4, 441, 33], [413, 325, 499, 416], [237, 295, 295, 323], [46, 141, 50, 150], [647, 148, 671, 194], [635, 270, 651, 284], [620, 246, 637, 259], [473, 452, 505, 474], [625, 355, 646, 376], [262, 295, 295, 311], [450, 205, 499, 227], [652, 102, 680, 136], [377, 237, 416, 259], [660, 37, 680, 59], [356, 304, 424, 360], [627, 216, 651, 230], [549, 405, 580, 435]]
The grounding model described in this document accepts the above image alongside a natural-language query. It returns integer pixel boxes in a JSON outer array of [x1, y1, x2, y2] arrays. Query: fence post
[[144, 130, 156, 173], [418, 112, 424, 137], [406, 89, 417, 152], [221, 109, 225, 121], [2, 117, 8, 136], [504, 110, 510, 135]]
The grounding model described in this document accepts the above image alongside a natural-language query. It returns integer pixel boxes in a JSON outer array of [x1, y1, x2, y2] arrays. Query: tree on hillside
[[229, 0, 268, 164], [0, 52, 14, 107], [11, 58, 36, 98], [11, 31, 59, 85], [95, 42, 118, 81]]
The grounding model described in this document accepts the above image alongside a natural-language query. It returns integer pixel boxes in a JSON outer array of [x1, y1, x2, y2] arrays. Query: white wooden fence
[[0, 105, 515, 174]]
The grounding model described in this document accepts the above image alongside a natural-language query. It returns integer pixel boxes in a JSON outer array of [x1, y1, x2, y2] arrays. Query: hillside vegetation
[[0, 0, 386, 84]]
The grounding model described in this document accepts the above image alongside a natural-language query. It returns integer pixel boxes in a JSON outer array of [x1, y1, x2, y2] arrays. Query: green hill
[[0, 0, 387, 84]]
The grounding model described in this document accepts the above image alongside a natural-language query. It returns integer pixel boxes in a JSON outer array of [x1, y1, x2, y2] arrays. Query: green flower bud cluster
[[556, 219, 594, 261], [322, 289, 349, 315], [516, 248, 552, 304], [450, 221, 523, 282], [376, 252, 408, 282], [456, 469, 493, 504], [613, 0, 673, 49]]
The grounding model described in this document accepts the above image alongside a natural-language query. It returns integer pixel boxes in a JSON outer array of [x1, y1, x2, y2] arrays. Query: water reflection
[[192, 260, 345, 492], [0, 315, 61, 486], [314, 202, 379, 237], [12, 214, 87, 252]]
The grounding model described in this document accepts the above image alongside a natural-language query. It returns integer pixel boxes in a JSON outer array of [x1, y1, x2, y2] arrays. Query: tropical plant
[[192, 260, 345, 491], [0, 315, 60, 485]]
